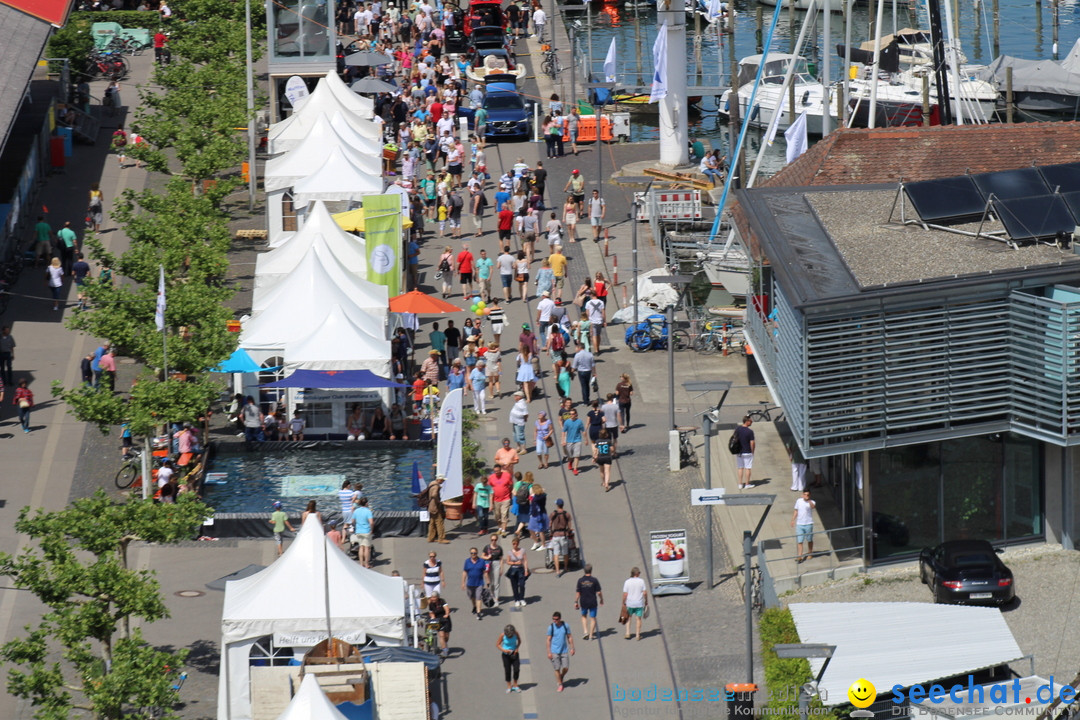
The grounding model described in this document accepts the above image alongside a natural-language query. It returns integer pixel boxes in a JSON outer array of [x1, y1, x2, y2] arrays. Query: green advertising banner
[[361, 194, 403, 296]]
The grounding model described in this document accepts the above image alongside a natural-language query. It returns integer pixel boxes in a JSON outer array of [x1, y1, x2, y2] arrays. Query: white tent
[[275, 675, 349, 720], [256, 202, 368, 286], [320, 69, 376, 118], [268, 71, 378, 149], [265, 115, 382, 192], [269, 108, 383, 156], [285, 304, 392, 374], [218, 516, 406, 720], [292, 149, 384, 205], [251, 244, 387, 318]]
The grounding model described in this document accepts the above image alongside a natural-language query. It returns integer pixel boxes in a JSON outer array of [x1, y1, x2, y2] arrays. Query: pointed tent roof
[[265, 115, 382, 192], [284, 304, 393, 373], [252, 241, 387, 316], [221, 515, 406, 644], [255, 201, 368, 283], [269, 107, 383, 156], [320, 68, 376, 116], [275, 675, 350, 720], [293, 149, 384, 204]]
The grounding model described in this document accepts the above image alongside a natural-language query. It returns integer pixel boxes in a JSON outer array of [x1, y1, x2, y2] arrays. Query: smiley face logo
[[848, 679, 877, 708], [370, 244, 396, 274]]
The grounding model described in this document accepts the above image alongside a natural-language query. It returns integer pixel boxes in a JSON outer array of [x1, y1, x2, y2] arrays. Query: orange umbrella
[[389, 290, 465, 314]]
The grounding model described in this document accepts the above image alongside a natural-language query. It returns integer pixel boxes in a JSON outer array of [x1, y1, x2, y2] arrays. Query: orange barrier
[[563, 115, 614, 144]]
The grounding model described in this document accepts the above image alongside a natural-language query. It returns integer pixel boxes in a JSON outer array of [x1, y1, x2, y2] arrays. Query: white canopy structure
[[284, 304, 392, 374], [269, 108, 383, 156], [256, 202, 367, 285], [268, 72, 378, 152], [265, 115, 382, 192], [274, 675, 349, 720], [251, 245, 386, 318], [319, 68, 376, 117], [292, 149, 384, 205], [218, 516, 406, 720]]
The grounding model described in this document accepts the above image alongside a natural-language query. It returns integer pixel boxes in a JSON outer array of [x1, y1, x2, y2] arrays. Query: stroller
[[544, 531, 583, 571]]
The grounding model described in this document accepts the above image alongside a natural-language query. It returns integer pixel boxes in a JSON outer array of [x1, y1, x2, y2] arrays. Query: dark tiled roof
[[0, 4, 53, 157], [764, 122, 1080, 188]]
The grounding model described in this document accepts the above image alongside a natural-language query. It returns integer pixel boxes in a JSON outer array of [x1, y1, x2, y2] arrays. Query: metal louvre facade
[[749, 285, 1080, 457]]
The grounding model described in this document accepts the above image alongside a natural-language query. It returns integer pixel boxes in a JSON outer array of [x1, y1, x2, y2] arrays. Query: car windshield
[[950, 552, 995, 568], [486, 94, 523, 110]]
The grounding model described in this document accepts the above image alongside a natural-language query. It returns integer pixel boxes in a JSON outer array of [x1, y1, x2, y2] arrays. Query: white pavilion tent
[[217, 516, 406, 720], [269, 109, 383, 156], [255, 202, 367, 286], [273, 675, 349, 720], [265, 115, 381, 191], [284, 304, 392, 374], [251, 246, 386, 319], [292, 149, 384, 206]]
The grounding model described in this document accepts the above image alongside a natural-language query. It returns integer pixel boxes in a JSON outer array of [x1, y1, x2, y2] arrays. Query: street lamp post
[[773, 644, 836, 720], [245, 0, 257, 212]]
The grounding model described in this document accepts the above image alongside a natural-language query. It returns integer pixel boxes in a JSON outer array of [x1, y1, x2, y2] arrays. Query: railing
[[757, 523, 865, 597]]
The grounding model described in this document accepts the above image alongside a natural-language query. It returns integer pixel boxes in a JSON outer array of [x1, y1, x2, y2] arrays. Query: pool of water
[[202, 445, 433, 514]]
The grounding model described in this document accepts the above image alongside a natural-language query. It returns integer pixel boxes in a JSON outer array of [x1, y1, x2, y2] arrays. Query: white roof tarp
[[789, 602, 1025, 704], [320, 68, 376, 117], [265, 115, 382, 192], [284, 304, 392, 374], [251, 242, 387, 317], [292, 149, 384, 204], [274, 675, 350, 720], [255, 201, 368, 284], [269, 108, 383, 156]]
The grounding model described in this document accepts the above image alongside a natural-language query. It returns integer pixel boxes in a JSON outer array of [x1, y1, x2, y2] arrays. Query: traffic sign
[[691, 488, 727, 506]]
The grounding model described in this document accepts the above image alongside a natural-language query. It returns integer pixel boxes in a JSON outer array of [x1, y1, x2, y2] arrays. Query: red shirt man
[[456, 247, 474, 275], [488, 464, 513, 533], [430, 101, 444, 125], [498, 207, 514, 232]]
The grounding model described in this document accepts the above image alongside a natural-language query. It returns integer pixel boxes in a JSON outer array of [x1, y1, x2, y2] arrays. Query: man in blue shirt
[[349, 497, 375, 568], [470, 359, 488, 415], [546, 611, 575, 692], [462, 547, 488, 618], [561, 408, 585, 475], [494, 186, 511, 213], [407, 238, 420, 289], [91, 341, 111, 389]]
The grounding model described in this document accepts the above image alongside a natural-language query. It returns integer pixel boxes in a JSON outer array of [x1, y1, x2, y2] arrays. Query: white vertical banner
[[436, 388, 464, 499], [649, 23, 669, 103], [784, 111, 809, 164], [604, 38, 618, 82], [155, 265, 166, 332]]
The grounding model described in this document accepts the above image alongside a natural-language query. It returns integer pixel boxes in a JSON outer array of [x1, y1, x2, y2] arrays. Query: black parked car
[[918, 540, 1015, 606]]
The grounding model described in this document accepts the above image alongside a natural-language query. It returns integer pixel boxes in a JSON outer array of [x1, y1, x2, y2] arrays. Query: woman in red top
[[13, 378, 33, 433], [593, 272, 609, 306]]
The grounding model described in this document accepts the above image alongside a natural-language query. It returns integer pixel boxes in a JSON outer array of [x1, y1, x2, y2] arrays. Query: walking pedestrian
[[621, 567, 650, 641], [470, 359, 489, 414], [549, 244, 568, 301], [463, 547, 489, 619], [488, 299, 506, 346], [496, 246, 516, 302], [456, 243, 475, 299], [516, 345, 538, 402], [602, 393, 620, 449], [268, 501, 295, 557], [548, 498, 573, 576], [427, 475, 451, 543], [489, 464, 513, 536], [734, 415, 755, 489], [423, 551, 445, 597], [584, 292, 606, 354], [0, 326, 16, 386], [575, 563, 603, 638], [57, 221, 77, 275], [535, 410, 554, 469], [88, 184, 105, 233], [476, 248, 495, 302], [593, 429, 615, 492], [496, 625, 522, 693], [474, 475, 492, 535], [563, 169, 586, 216], [792, 489, 817, 563], [509, 393, 529, 452], [561, 407, 585, 475], [13, 378, 33, 433], [504, 536, 530, 606], [615, 373, 634, 432], [588, 189, 606, 242], [527, 482, 548, 550], [571, 342, 595, 404], [45, 257, 64, 311], [482, 532, 504, 604], [546, 611, 575, 692], [351, 497, 375, 568]]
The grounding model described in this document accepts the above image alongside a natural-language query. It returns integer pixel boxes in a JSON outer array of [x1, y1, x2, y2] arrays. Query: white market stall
[[256, 202, 368, 286], [250, 247, 387, 320], [218, 516, 406, 720]]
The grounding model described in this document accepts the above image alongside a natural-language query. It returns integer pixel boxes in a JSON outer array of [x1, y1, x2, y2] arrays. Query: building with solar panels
[[732, 158, 1080, 565]]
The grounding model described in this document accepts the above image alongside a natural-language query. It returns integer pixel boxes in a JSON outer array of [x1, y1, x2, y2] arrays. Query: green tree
[[0, 491, 211, 720]]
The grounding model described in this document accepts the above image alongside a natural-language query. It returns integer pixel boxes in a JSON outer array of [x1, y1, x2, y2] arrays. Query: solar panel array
[[904, 162, 1080, 243]]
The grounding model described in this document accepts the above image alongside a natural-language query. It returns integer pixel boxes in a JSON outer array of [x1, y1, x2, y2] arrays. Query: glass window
[[1004, 435, 1042, 539], [258, 357, 285, 413], [302, 402, 333, 429], [271, 0, 331, 59], [870, 444, 940, 559], [282, 191, 297, 232], [942, 436, 1002, 542]]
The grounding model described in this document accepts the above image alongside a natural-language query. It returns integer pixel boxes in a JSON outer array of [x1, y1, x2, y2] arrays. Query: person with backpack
[[546, 611, 575, 692], [548, 498, 573, 575], [511, 471, 532, 539]]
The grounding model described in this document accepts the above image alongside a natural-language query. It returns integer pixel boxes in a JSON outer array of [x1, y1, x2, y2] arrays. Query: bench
[[235, 228, 268, 240], [643, 167, 713, 191]]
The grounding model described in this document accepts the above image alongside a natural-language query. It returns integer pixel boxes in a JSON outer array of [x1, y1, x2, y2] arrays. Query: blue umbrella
[[211, 349, 278, 374], [411, 461, 424, 495]]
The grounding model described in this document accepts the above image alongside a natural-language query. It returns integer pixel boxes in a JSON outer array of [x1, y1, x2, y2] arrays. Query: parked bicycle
[[676, 425, 698, 467], [105, 35, 145, 56], [115, 447, 144, 489], [540, 44, 561, 79], [747, 400, 783, 423], [83, 50, 128, 81], [693, 320, 746, 356], [625, 314, 691, 353]]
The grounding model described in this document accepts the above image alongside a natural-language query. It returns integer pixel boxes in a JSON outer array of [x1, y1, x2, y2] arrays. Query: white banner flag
[[604, 38, 617, 83], [155, 265, 166, 332], [649, 23, 668, 104], [436, 388, 464, 500], [784, 111, 809, 164], [706, 0, 722, 19]]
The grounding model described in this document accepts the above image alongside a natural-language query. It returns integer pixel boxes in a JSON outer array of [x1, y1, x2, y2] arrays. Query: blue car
[[481, 74, 532, 141]]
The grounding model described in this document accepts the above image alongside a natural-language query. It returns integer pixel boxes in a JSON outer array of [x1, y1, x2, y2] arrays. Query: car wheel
[[918, 563, 927, 585]]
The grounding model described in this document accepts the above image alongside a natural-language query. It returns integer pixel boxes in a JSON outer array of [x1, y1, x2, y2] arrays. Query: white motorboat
[[717, 54, 829, 135], [845, 62, 999, 123], [697, 242, 750, 297]]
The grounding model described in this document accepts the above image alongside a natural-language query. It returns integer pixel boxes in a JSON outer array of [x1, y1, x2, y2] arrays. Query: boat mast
[[939, 0, 965, 123], [867, 0, 886, 128], [926, 0, 954, 124], [823, 0, 832, 134]]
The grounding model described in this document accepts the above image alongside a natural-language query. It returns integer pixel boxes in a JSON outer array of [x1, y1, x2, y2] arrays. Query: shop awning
[[259, 368, 410, 389]]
